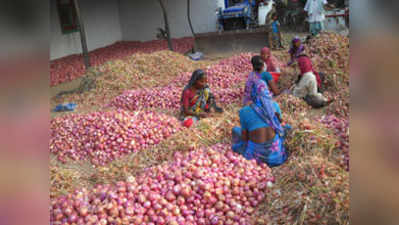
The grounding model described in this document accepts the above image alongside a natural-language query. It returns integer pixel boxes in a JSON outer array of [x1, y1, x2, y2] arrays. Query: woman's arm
[[268, 80, 281, 96], [183, 104, 198, 117], [183, 106, 208, 118], [287, 54, 295, 66]]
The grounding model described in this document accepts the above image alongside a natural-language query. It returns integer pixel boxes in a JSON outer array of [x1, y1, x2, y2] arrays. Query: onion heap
[[171, 53, 254, 88], [107, 53, 254, 112], [50, 110, 182, 165], [96, 50, 212, 90], [50, 144, 275, 225], [275, 94, 311, 115], [50, 37, 194, 86], [108, 86, 243, 112], [51, 51, 212, 114], [108, 86, 181, 111], [320, 115, 349, 171], [307, 32, 349, 75]]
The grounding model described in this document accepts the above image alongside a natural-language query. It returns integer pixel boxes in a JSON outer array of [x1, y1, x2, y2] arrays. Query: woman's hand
[[268, 80, 280, 96], [198, 112, 208, 118], [245, 100, 253, 106]]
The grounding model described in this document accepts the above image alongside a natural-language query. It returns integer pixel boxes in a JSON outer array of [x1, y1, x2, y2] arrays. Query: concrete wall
[[50, 0, 122, 60], [119, 0, 218, 41]]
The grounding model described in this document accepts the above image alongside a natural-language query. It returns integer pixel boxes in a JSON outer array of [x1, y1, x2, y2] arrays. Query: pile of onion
[[50, 37, 194, 86], [275, 94, 313, 117], [320, 115, 349, 171], [50, 110, 181, 165], [108, 86, 181, 111], [50, 144, 274, 225], [171, 53, 254, 89], [107, 53, 254, 112], [108, 86, 243, 112]]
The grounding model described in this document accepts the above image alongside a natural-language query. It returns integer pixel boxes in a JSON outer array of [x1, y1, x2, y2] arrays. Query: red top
[[182, 89, 196, 109], [182, 88, 209, 112], [297, 55, 322, 88]]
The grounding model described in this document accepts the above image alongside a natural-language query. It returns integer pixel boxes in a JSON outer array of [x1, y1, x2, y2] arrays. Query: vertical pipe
[[73, 0, 90, 69]]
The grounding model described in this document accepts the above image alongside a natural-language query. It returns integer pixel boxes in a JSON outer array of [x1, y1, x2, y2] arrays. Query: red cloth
[[297, 55, 322, 88], [261, 47, 284, 73], [182, 88, 209, 111], [183, 118, 194, 128], [270, 72, 281, 83], [182, 89, 196, 109]]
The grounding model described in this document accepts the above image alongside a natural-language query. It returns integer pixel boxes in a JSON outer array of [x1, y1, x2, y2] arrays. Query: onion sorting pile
[[108, 87, 243, 112], [320, 115, 349, 171], [50, 144, 274, 225], [275, 94, 312, 115], [96, 51, 212, 90], [107, 53, 252, 111], [51, 50, 212, 114], [50, 38, 194, 86], [50, 110, 181, 165], [171, 53, 253, 88]]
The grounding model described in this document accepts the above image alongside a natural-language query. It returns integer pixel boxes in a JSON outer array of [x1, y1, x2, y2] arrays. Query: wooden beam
[[157, 0, 174, 51], [187, 0, 197, 52], [187, 0, 195, 37], [73, 0, 91, 69]]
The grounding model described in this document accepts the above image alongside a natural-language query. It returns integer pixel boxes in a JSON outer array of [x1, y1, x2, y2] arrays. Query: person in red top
[[297, 54, 322, 88], [261, 47, 283, 73], [293, 54, 333, 108], [180, 69, 223, 128]]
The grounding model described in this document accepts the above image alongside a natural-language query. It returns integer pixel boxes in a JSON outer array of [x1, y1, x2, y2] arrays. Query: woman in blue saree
[[232, 56, 290, 167]]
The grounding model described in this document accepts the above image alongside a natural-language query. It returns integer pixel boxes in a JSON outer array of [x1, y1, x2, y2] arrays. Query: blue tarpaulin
[[53, 103, 77, 112]]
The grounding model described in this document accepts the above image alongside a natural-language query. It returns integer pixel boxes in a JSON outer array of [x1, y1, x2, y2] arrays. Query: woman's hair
[[251, 55, 264, 72], [291, 37, 301, 49], [187, 69, 206, 88]]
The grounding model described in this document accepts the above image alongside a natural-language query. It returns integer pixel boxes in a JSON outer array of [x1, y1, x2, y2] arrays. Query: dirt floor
[[197, 31, 307, 59]]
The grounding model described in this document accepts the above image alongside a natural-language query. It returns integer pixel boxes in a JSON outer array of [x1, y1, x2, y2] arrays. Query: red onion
[[51, 144, 275, 224], [50, 110, 181, 165]]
